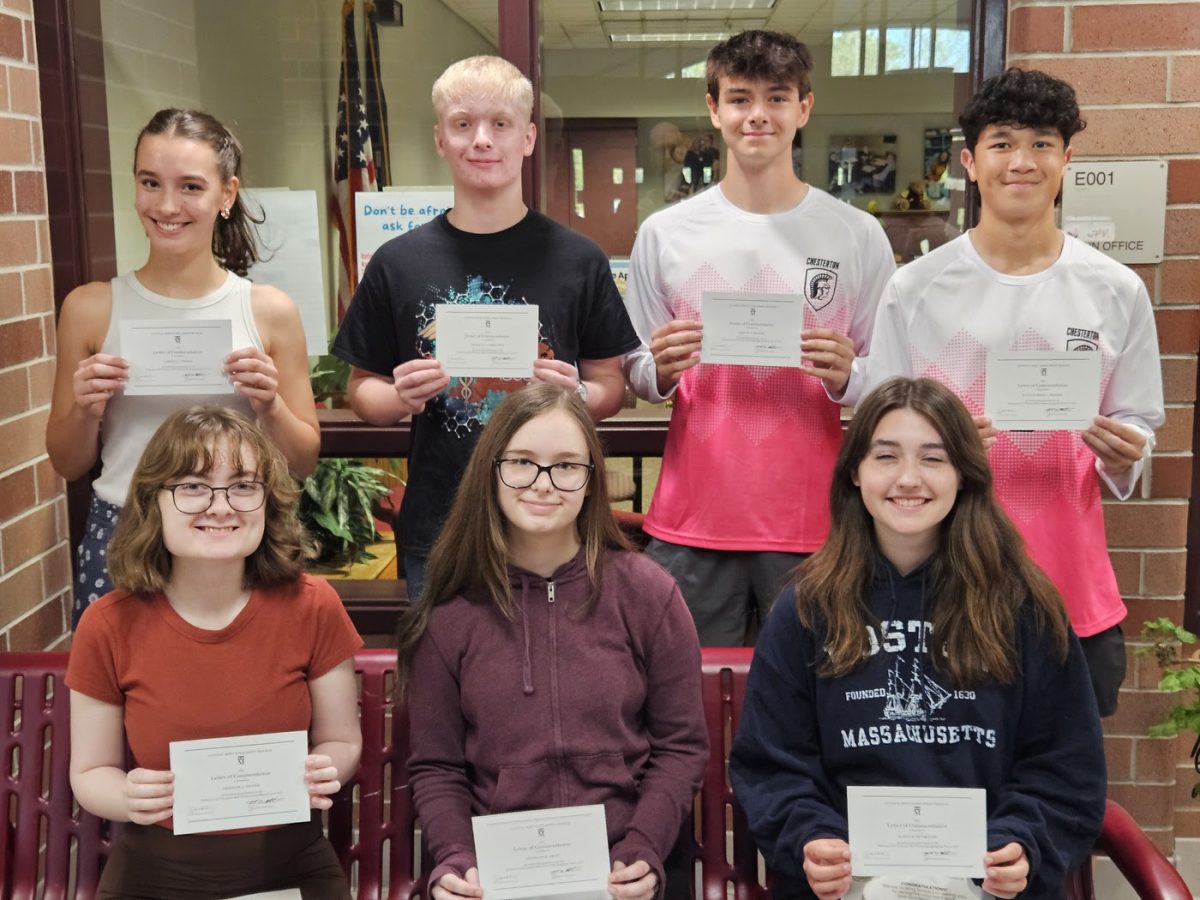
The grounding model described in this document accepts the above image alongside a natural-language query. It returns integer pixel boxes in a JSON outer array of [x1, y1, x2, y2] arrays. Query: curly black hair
[[959, 67, 1086, 150], [706, 30, 813, 101]]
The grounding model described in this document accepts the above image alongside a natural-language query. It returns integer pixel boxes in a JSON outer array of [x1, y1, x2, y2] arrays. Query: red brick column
[[0, 0, 70, 649], [1010, 0, 1200, 854]]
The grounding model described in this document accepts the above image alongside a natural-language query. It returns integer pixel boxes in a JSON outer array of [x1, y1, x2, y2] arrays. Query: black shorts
[[1079, 623, 1126, 717]]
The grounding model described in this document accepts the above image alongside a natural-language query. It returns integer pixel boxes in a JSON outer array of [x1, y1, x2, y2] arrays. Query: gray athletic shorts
[[645, 538, 805, 647]]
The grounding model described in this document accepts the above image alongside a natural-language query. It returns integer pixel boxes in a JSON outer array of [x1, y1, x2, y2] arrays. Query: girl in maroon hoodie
[[397, 383, 707, 900]]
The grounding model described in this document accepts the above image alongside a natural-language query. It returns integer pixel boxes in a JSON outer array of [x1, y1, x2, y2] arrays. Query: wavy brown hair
[[794, 378, 1069, 687], [395, 383, 631, 696], [107, 406, 311, 594]]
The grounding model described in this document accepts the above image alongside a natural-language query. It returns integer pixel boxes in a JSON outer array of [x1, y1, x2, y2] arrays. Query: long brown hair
[[107, 406, 311, 594], [395, 383, 631, 696], [135, 109, 263, 276], [795, 377, 1069, 687]]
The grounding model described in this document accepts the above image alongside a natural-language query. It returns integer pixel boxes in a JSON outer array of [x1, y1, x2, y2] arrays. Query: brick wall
[[1009, 0, 1200, 854], [0, 0, 69, 649]]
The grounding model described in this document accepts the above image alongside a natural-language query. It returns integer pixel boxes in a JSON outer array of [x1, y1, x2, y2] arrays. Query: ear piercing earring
[[220, 207, 231, 220]]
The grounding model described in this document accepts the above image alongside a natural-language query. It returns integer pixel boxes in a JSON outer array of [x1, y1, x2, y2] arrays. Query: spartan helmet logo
[[805, 268, 837, 310]]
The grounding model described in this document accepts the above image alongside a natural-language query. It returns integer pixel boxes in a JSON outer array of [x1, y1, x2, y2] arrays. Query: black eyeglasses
[[160, 481, 267, 513], [494, 458, 594, 492]]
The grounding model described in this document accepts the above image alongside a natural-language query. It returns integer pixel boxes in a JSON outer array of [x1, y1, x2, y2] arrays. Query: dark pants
[[404, 552, 427, 602]]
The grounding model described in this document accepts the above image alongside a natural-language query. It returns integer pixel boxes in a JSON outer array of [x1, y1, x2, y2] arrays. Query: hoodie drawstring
[[519, 576, 534, 695]]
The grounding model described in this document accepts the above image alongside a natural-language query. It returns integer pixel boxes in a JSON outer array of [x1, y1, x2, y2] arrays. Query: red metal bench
[[0, 649, 1189, 899]]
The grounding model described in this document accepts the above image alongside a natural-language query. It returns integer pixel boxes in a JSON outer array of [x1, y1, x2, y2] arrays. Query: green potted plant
[[302, 337, 397, 571], [310, 342, 351, 408], [299, 456, 394, 571], [1139, 617, 1200, 795]]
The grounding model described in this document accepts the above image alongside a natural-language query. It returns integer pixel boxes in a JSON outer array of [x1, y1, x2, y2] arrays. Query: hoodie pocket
[[567, 753, 638, 808], [488, 760, 557, 814]]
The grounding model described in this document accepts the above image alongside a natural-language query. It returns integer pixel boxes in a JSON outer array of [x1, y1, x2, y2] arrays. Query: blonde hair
[[431, 55, 534, 121], [107, 406, 312, 595]]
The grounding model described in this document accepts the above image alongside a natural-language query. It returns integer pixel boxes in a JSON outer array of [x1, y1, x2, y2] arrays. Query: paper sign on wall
[[355, 188, 453, 279], [244, 189, 328, 356]]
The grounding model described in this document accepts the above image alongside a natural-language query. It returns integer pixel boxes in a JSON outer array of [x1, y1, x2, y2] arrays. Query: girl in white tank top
[[46, 109, 320, 627]]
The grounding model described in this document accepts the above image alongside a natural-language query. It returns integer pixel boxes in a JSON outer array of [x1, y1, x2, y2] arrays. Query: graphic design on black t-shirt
[[415, 275, 559, 438]]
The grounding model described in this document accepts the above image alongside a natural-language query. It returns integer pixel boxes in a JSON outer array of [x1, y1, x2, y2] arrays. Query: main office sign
[[1061, 159, 1167, 264]]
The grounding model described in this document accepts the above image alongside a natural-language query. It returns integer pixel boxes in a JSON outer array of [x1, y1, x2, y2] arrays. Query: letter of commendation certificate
[[700, 292, 803, 367], [472, 804, 611, 900], [435, 304, 539, 378], [169, 731, 310, 835], [985, 351, 1101, 430], [848, 786, 986, 879], [120, 319, 234, 396]]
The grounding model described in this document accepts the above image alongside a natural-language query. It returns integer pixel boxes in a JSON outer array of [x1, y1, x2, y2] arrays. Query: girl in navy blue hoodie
[[730, 377, 1105, 900]]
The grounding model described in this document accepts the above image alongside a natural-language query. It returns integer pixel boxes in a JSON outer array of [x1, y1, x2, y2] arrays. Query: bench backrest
[[0, 649, 765, 900], [0, 649, 1189, 900]]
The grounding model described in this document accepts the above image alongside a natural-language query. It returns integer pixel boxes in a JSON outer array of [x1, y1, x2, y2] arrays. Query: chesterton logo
[[806, 266, 835, 312], [1066, 326, 1099, 352]]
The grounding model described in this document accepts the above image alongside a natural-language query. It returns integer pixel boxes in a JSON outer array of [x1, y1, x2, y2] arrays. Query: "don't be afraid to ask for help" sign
[[355, 188, 454, 280]]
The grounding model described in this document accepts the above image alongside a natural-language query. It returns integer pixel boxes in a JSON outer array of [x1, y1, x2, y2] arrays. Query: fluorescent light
[[609, 31, 731, 41], [600, 0, 773, 10]]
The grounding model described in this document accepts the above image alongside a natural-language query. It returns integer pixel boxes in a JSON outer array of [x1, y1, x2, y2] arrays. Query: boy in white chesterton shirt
[[864, 67, 1164, 716], [623, 30, 895, 646]]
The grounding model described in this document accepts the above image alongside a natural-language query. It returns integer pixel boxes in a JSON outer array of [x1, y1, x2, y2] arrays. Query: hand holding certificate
[[169, 731, 310, 835], [472, 804, 611, 900], [120, 319, 235, 396], [700, 292, 804, 367], [436, 304, 539, 379], [985, 352, 1101, 431], [848, 786, 986, 880]]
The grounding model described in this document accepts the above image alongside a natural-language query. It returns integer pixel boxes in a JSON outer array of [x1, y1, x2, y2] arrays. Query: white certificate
[[120, 319, 233, 396], [472, 804, 611, 900], [847, 877, 982, 900], [435, 305, 539, 378], [169, 730, 310, 835], [699, 292, 803, 367], [985, 351, 1101, 431], [847, 786, 986, 879]]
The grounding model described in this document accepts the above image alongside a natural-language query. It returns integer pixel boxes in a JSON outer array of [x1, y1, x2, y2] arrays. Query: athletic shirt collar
[[961, 229, 1075, 286], [711, 182, 814, 223]]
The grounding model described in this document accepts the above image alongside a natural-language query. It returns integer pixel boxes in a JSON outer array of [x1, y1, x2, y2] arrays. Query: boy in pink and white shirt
[[624, 31, 895, 646], [864, 68, 1163, 715]]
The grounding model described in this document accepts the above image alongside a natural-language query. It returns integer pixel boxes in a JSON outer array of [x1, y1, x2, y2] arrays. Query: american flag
[[364, 1, 392, 188], [332, 0, 377, 320]]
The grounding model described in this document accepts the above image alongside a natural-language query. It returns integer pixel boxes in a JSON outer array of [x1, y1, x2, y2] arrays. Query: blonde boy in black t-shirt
[[332, 56, 638, 596]]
